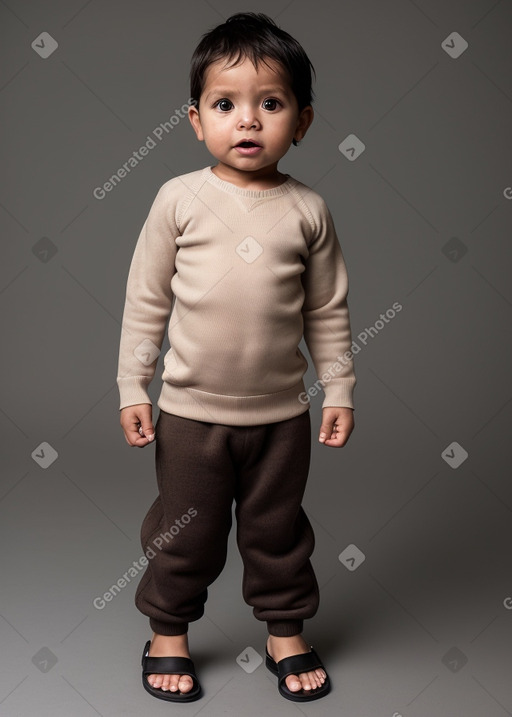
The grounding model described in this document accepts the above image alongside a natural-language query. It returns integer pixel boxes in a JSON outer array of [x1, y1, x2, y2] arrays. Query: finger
[[323, 433, 347, 447], [320, 422, 348, 447], [138, 424, 155, 442], [319, 422, 337, 443], [124, 427, 154, 447]]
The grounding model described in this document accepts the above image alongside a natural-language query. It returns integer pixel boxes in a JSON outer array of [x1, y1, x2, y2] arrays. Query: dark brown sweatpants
[[134, 408, 320, 637]]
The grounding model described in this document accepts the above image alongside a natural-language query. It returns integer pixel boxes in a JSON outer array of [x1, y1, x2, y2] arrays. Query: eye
[[214, 99, 233, 112], [262, 98, 280, 111]]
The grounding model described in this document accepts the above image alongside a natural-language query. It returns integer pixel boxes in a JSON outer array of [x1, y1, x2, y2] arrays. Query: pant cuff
[[267, 619, 304, 636], [149, 618, 189, 636]]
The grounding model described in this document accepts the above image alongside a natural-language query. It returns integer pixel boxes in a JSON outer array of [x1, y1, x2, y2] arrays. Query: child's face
[[188, 56, 313, 185]]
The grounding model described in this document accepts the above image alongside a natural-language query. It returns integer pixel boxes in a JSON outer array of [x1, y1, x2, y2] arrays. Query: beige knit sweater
[[116, 166, 356, 425]]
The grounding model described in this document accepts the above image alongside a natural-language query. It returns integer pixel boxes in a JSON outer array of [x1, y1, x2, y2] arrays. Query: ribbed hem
[[157, 381, 310, 426], [267, 619, 304, 637], [149, 618, 189, 636], [205, 166, 294, 198]]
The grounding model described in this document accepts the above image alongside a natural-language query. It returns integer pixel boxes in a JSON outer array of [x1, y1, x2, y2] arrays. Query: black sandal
[[265, 642, 331, 702], [141, 640, 202, 702]]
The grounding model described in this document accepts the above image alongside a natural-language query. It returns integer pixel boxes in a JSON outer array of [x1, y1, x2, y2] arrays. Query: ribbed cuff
[[267, 619, 304, 637], [322, 376, 357, 409], [117, 376, 153, 410], [149, 618, 189, 636]]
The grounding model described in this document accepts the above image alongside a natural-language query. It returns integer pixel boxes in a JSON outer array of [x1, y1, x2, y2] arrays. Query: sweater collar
[[204, 166, 294, 198]]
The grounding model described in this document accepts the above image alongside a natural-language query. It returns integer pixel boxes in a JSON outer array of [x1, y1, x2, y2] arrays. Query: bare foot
[[146, 632, 194, 694], [267, 634, 327, 693]]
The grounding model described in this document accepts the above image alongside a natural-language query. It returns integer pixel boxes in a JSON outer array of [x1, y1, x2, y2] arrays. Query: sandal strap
[[142, 655, 196, 678], [141, 641, 197, 679], [277, 648, 324, 681]]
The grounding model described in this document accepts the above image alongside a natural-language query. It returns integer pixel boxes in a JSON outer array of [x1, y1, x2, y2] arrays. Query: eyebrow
[[205, 87, 289, 101]]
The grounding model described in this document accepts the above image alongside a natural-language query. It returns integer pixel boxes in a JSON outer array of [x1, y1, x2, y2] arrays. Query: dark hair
[[189, 12, 315, 146]]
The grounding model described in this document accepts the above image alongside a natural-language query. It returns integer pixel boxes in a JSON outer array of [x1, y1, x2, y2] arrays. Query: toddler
[[117, 12, 356, 704]]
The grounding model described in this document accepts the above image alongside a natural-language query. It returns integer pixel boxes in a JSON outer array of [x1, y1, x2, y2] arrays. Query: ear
[[188, 104, 204, 141], [294, 105, 314, 143]]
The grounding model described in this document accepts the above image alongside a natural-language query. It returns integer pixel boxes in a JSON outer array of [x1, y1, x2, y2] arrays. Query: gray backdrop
[[1, 0, 511, 715]]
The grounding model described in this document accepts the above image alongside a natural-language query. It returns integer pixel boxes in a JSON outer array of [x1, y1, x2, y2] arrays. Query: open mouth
[[236, 141, 262, 148]]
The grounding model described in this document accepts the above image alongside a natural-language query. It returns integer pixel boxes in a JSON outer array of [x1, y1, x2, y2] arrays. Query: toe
[[178, 675, 193, 693], [151, 674, 193, 693], [285, 674, 303, 692], [285, 669, 326, 693], [150, 674, 163, 688], [168, 675, 180, 692], [307, 670, 319, 689], [306, 669, 325, 690], [299, 672, 313, 691]]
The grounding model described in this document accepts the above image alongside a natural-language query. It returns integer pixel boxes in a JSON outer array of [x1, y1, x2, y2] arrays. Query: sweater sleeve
[[301, 200, 357, 409], [116, 183, 179, 410]]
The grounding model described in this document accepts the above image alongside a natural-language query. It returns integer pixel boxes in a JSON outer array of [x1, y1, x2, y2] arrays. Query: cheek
[[205, 118, 229, 141], [274, 120, 297, 144], [274, 113, 298, 133]]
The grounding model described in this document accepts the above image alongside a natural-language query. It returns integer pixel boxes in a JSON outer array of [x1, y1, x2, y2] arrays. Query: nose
[[237, 107, 261, 130]]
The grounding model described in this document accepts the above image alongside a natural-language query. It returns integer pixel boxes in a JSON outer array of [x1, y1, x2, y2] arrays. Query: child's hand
[[120, 404, 155, 447], [318, 407, 354, 447]]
